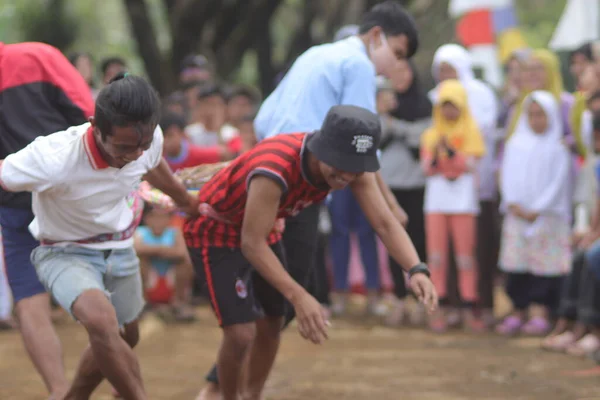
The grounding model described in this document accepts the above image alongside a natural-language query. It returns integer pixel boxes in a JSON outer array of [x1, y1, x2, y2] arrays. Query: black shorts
[[189, 242, 288, 327]]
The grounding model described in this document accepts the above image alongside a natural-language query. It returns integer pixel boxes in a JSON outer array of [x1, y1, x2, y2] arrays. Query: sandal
[[462, 310, 487, 334], [541, 331, 576, 352], [172, 304, 197, 323], [428, 310, 448, 333], [384, 300, 405, 327], [495, 316, 523, 336], [566, 334, 600, 357], [520, 317, 551, 336]]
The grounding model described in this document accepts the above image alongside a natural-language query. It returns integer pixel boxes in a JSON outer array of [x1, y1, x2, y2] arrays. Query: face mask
[[369, 33, 397, 78]]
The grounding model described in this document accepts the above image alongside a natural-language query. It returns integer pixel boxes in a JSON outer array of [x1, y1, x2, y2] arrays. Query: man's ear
[[88, 116, 95, 126]]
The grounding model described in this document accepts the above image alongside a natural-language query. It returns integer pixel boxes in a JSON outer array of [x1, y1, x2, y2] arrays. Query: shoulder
[[341, 52, 375, 76], [27, 123, 87, 166]]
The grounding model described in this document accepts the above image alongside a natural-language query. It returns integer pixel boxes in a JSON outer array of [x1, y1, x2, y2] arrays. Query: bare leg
[[15, 293, 69, 398], [241, 316, 282, 400], [173, 259, 195, 320], [67, 289, 146, 400], [195, 383, 221, 400], [218, 322, 256, 400], [64, 321, 140, 399]]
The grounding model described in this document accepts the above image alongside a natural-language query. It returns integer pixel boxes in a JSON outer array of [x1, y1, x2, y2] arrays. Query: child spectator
[[99, 56, 127, 86], [134, 204, 195, 321], [420, 79, 485, 332], [497, 91, 572, 336], [161, 112, 233, 172], [185, 84, 228, 147]]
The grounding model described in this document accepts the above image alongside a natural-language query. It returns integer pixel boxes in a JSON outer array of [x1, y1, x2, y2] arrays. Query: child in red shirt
[[161, 112, 234, 172]]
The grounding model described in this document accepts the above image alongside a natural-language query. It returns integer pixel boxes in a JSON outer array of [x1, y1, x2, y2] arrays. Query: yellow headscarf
[[506, 49, 564, 140], [570, 91, 588, 157], [421, 79, 486, 157]]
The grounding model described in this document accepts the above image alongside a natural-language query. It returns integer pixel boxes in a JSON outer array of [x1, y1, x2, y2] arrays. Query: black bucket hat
[[307, 105, 381, 173]]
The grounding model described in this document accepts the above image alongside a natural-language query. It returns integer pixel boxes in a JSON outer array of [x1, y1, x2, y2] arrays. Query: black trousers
[[505, 272, 563, 312], [558, 250, 600, 326], [205, 203, 322, 383], [476, 200, 500, 309], [387, 187, 426, 299]]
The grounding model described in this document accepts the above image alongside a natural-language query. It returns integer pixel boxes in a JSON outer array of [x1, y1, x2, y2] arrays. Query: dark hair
[[100, 56, 127, 76], [160, 112, 187, 133], [68, 51, 93, 66], [226, 85, 261, 104], [570, 42, 594, 63], [359, 0, 418, 58], [180, 54, 209, 72], [94, 73, 161, 140], [198, 83, 225, 100], [593, 113, 600, 132]]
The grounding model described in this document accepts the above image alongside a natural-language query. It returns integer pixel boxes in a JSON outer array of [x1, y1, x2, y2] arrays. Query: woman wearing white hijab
[[497, 91, 572, 336], [430, 44, 499, 325]]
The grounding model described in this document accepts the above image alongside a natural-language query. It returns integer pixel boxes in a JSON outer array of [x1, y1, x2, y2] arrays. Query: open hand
[[409, 273, 438, 314], [292, 291, 329, 344]]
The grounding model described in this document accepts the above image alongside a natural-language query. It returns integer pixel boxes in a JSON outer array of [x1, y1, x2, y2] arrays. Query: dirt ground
[[2, 300, 600, 400]]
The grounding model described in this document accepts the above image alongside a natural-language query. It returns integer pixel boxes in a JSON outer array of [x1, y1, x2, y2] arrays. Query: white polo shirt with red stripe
[[0, 122, 163, 249]]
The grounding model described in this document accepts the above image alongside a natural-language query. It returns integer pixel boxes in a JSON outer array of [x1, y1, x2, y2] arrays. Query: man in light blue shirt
[[199, 2, 418, 399], [254, 5, 417, 140]]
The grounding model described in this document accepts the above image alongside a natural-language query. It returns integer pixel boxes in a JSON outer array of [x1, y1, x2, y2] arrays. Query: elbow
[[371, 215, 392, 238], [240, 234, 260, 261]]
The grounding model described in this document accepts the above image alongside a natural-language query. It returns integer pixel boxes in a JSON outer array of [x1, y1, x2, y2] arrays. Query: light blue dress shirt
[[254, 36, 376, 141]]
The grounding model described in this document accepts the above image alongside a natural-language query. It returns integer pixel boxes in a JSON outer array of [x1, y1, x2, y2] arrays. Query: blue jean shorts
[[30, 245, 144, 327]]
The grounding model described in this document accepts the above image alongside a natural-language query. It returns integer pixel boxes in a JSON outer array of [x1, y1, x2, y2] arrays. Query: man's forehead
[[110, 125, 154, 145]]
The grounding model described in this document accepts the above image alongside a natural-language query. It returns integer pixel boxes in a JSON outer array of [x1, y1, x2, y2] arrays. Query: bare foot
[[47, 386, 69, 400], [195, 383, 221, 400]]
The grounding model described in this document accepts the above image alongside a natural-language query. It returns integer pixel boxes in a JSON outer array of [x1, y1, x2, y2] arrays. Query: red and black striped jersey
[[184, 133, 329, 248]]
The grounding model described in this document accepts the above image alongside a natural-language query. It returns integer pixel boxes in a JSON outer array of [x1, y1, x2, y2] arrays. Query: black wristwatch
[[408, 262, 430, 278]]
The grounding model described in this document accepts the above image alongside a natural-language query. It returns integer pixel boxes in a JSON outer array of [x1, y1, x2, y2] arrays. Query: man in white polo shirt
[[0, 73, 197, 400]]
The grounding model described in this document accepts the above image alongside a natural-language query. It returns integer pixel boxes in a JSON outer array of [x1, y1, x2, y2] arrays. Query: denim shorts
[[586, 239, 600, 282], [31, 245, 144, 327]]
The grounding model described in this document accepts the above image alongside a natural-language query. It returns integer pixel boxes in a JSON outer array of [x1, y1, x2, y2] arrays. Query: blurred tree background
[[0, 0, 567, 96]]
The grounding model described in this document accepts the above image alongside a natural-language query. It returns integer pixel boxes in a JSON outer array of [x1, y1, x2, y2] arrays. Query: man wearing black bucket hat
[[184, 104, 437, 400], [198, 1, 419, 399]]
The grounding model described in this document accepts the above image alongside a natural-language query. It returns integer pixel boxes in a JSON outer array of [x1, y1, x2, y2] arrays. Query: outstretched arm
[[242, 175, 328, 344], [350, 173, 437, 310], [374, 171, 408, 226], [144, 159, 199, 217]]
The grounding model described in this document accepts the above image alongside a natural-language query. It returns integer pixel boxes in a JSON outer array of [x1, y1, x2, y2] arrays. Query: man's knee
[[222, 323, 256, 354], [72, 289, 120, 340], [14, 292, 51, 322], [256, 316, 283, 340]]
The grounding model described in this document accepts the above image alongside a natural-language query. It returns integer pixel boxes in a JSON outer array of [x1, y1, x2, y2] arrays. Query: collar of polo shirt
[[83, 126, 110, 170]]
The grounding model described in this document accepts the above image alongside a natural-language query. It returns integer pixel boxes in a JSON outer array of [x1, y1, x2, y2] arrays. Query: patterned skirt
[[499, 213, 571, 277]]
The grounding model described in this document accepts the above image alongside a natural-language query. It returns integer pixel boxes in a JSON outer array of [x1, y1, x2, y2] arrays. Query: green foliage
[[15, 0, 79, 51], [515, 0, 567, 49]]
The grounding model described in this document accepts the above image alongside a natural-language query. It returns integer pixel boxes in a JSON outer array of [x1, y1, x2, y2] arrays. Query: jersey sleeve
[[0, 138, 56, 192], [245, 153, 291, 194]]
